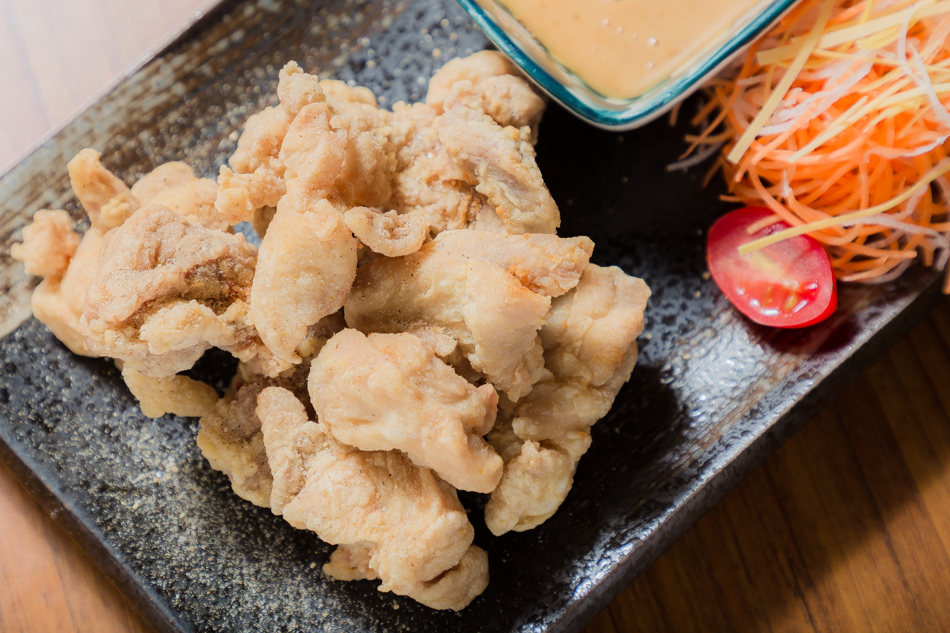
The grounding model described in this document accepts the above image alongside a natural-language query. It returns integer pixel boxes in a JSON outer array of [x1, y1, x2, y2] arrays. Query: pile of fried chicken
[[12, 52, 650, 611]]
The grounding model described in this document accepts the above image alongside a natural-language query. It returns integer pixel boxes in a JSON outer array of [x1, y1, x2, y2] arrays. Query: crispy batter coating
[[400, 545, 489, 611], [16, 154, 237, 357], [344, 229, 591, 400], [387, 101, 491, 236], [277, 60, 326, 116], [276, 63, 396, 209], [319, 79, 377, 106], [445, 74, 546, 134], [198, 369, 275, 508], [11, 210, 80, 280], [324, 542, 489, 611], [485, 264, 650, 535], [197, 314, 344, 507], [278, 101, 347, 197], [438, 109, 559, 235], [121, 366, 219, 419], [326, 101, 396, 208], [310, 329, 502, 493], [228, 105, 293, 176], [258, 386, 477, 598], [251, 196, 357, 365], [343, 207, 427, 257], [429, 50, 545, 137], [215, 165, 287, 227], [67, 148, 138, 231], [426, 51, 521, 115], [215, 100, 294, 226], [69, 150, 225, 232], [131, 162, 228, 231], [217, 62, 397, 231], [12, 211, 102, 356], [484, 429, 582, 534], [80, 204, 280, 376], [220, 55, 552, 247], [433, 230, 593, 296]]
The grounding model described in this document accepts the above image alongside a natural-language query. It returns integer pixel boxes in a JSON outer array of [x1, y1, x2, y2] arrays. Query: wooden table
[[2, 1, 950, 631]]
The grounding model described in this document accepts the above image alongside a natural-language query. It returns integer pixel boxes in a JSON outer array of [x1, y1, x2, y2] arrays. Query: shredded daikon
[[699, 0, 950, 290]]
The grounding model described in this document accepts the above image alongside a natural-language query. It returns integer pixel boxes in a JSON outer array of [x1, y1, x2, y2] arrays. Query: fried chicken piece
[[433, 230, 593, 296], [277, 60, 326, 116], [197, 314, 344, 507], [401, 545, 489, 611], [12, 211, 102, 356], [391, 56, 551, 237], [344, 230, 592, 400], [250, 196, 357, 365], [218, 62, 396, 228], [278, 75, 394, 208], [346, 244, 546, 400], [121, 366, 218, 419], [320, 79, 377, 106], [310, 329, 502, 493], [129, 162, 194, 200], [219, 77, 350, 227], [343, 207, 427, 257], [258, 386, 477, 598], [216, 103, 294, 225], [17, 151, 238, 357], [438, 109, 559, 235], [11, 210, 79, 280], [484, 265, 650, 535], [325, 542, 489, 611], [244, 73, 394, 364], [276, 101, 347, 196], [484, 427, 583, 535], [80, 204, 280, 376], [131, 162, 228, 231], [38, 228, 104, 356], [427, 50, 545, 137], [325, 101, 396, 208], [69, 150, 225, 232], [426, 50, 520, 114], [198, 371, 275, 507], [228, 105, 294, 176], [387, 101, 492, 235], [533, 265, 651, 393], [215, 165, 287, 227], [67, 149, 138, 231], [220, 55, 548, 248], [450, 74, 546, 135], [198, 373, 274, 508]]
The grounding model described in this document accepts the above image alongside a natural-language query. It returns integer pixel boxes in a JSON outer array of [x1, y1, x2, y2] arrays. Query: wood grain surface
[[1, 1, 949, 632]]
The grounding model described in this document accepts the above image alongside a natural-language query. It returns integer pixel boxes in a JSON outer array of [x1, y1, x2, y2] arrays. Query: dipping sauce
[[500, 0, 764, 99]]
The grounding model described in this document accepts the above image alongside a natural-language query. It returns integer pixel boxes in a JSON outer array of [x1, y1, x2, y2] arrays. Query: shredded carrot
[[697, 0, 950, 291]]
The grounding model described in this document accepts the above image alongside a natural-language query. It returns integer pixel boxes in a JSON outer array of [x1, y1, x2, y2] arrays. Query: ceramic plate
[[0, 0, 942, 631]]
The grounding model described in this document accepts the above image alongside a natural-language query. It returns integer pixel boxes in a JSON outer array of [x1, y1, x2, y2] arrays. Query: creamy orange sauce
[[501, 0, 764, 99]]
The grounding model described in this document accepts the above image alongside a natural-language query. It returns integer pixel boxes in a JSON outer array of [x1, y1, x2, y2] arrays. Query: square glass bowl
[[455, 0, 799, 130]]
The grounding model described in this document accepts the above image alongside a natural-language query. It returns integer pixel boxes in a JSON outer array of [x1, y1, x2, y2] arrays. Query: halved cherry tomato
[[707, 206, 837, 328]]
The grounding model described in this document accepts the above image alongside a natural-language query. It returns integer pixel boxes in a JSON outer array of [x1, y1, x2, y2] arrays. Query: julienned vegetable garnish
[[708, 207, 838, 327], [692, 0, 950, 291]]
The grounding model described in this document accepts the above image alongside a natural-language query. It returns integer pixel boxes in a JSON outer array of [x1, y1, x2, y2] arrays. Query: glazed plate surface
[[0, 0, 942, 631]]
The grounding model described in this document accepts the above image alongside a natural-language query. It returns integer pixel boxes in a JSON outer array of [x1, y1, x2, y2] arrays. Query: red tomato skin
[[707, 207, 837, 328]]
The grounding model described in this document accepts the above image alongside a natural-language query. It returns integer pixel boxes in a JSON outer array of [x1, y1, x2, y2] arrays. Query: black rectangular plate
[[0, 0, 943, 632]]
